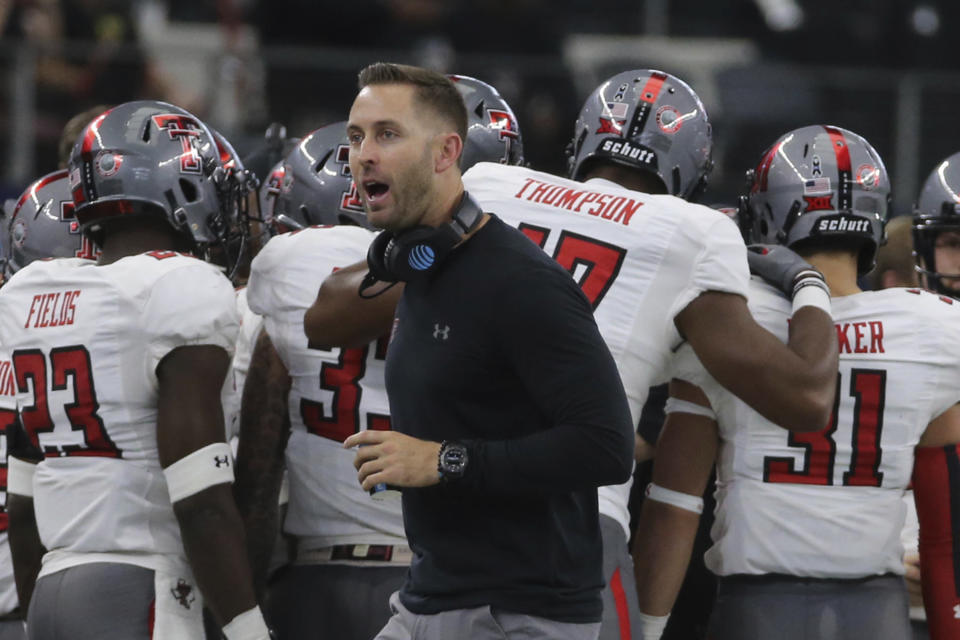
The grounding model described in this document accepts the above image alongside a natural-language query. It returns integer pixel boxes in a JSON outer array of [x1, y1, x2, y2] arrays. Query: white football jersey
[[247, 227, 405, 548], [463, 162, 750, 539], [671, 281, 960, 578], [225, 288, 264, 442], [232, 287, 263, 395], [0, 253, 239, 577]]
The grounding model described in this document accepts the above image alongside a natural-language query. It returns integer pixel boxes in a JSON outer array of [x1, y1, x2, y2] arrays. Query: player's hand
[[903, 552, 924, 609], [344, 431, 442, 491], [746, 244, 828, 299]]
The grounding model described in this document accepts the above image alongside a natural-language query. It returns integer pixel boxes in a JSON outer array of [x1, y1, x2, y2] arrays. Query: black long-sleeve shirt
[[386, 214, 634, 623]]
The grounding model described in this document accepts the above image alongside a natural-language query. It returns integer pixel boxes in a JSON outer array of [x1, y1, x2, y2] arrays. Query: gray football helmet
[[0, 170, 99, 282], [913, 151, 960, 295], [449, 74, 524, 169], [67, 101, 249, 276], [745, 125, 889, 275], [273, 122, 370, 232], [567, 69, 712, 200]]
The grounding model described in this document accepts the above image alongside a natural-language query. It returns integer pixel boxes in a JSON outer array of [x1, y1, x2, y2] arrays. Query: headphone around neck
[[364, 192, 484, 285]]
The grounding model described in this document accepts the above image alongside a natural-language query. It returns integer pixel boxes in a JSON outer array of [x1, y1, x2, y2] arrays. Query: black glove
[[746, 244, 828, 299]]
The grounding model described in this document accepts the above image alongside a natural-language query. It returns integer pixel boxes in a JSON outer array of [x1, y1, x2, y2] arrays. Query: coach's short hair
[[358, 63, 467, 145]]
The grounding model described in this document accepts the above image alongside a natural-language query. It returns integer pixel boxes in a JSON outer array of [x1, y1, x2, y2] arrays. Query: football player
[[914, 152, 960, 298], [235, 121, 398, 640], [0, 101, 269, 640], [236, 74, 523, 640], [0, 170, 100, 639], [304, 70, 839, 640], [465, 70, 841, 640], [633, 125, 960, 640]]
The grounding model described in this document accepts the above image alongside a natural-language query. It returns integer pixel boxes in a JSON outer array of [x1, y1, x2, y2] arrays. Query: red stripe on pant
[[148, 599, 155, 638], [610, 567, 632, 640], [913, 444, 960, 640]]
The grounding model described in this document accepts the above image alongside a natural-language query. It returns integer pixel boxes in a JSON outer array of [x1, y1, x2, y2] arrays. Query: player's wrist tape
[[222, 605, 271, 640], [645, 482, 704, 514], [638, 611, 670, 640], [163, 442, 234, 503], [791, 271, 831, 316], [7, 457, 37, 497], [664, 397, 716, 420]]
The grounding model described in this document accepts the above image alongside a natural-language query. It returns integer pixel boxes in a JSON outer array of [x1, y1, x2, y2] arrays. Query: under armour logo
[[171, 578, 195, 610], [433, 324, 450, 340], [214, 455, 230, 468]]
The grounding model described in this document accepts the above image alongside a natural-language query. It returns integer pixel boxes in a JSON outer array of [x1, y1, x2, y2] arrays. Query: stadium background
[[1, 0, 958, 218]]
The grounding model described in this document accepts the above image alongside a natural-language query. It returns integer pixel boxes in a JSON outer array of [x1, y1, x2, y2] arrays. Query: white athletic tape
[[6, 457, 36, 497], [792, 277, 831, 316], [638, 611, 670, 640], [163, 442, 234, 503], [222, 605, 271, 640], [664, 397, 716, 420], [645, 482, 704, 514]]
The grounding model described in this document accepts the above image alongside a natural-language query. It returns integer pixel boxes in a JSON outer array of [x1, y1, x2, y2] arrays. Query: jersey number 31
[[763, 369, 885, 487]]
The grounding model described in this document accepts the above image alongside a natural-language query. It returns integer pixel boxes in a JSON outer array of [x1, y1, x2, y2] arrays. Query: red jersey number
[[517, 223, 626, 309], [764, 369, 885, 486], [13, 346, 119, 458], [300, 335, 391, 442]]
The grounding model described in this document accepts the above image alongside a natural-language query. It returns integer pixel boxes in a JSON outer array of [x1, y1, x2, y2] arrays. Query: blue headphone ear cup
[[384, 226, 452, 281]]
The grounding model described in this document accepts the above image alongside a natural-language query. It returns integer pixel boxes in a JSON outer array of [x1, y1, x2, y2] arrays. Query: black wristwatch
[[437, 440, 469, 483]]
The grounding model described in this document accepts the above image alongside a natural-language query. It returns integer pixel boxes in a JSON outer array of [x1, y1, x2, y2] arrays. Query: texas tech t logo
[[488, 109, 519, 141], [152, 114, 203, 174], [60, 201, 100, 260], [487, 109, 519, 163], [334, 144, 364, 214]]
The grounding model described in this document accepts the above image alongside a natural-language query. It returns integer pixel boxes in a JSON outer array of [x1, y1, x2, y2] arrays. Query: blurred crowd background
[[1, 0, 958, 217]]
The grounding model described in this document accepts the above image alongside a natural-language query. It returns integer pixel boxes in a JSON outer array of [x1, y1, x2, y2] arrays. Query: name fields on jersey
[[514, 178, 643, 226], [24, 290, 81, 329]]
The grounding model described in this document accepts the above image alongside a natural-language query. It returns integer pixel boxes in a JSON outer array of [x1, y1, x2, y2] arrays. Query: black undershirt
[[386, 214, 634, 623]]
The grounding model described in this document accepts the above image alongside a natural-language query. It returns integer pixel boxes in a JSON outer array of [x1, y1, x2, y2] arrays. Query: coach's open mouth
[[364, 181, 390, 205]]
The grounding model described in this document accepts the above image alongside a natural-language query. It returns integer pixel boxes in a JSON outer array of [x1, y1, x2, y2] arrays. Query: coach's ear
[[435, 132, 463, 174]]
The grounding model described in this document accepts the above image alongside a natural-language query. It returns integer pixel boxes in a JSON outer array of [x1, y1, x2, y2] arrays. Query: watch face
[[442, 442, 468, 476]]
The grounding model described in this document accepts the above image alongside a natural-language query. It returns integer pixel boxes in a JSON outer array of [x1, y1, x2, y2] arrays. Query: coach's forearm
[[463, 417, 634, 495]]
